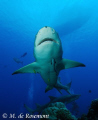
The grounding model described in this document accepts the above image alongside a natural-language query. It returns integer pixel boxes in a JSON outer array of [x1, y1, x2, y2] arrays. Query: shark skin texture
[[12, 26, 85, 93]]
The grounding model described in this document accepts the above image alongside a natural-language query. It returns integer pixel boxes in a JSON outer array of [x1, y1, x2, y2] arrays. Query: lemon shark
[[24, 94, 81, 114], [12, 26, 85, 93]]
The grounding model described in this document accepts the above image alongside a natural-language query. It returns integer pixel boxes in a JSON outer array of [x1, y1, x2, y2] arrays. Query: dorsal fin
[[35, 103, 41, 108], [49, 96, 57, 101]]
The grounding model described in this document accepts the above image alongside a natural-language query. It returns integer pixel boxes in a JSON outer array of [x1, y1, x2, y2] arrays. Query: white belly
[[34, 42, 62, 63], [40, 66, 58, 86]]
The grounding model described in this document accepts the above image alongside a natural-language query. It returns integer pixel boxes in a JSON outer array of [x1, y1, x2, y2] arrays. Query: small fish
[[88, 90, 91, 93], [20, 52, 27, 58], [13, 58, 23, 65]]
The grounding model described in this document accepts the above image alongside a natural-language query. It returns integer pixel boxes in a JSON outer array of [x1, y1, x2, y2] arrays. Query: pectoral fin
[[45, 85, 53, 93], [57, 59, 85, 71], [12, 62, 40, 75]]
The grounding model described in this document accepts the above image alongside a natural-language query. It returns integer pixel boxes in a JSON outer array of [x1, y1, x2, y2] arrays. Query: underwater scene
[[0, 0, 98, 120]]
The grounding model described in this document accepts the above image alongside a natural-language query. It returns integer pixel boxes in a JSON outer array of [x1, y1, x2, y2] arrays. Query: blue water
[[0, 0, 98, 119]]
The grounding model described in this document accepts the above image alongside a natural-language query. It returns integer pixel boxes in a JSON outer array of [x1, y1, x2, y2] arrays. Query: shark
[[24, 94, 81, 114], [12, 26, 85, 93]]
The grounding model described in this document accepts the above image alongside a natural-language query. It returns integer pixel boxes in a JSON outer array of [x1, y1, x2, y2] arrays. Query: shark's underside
[[12, 26, 85, 93]]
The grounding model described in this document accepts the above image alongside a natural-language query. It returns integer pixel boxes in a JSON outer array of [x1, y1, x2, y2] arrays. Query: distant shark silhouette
[[24, 94, 81, 114], [20, 52, 27, 58], [12, 26, 85, 93], [13, 57, 23, 65]]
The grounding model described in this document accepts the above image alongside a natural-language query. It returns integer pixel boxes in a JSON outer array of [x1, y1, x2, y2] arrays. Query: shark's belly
[[40, 66, 58, 86], [34, 42, 62, 62], [34, 42, 62, 86]]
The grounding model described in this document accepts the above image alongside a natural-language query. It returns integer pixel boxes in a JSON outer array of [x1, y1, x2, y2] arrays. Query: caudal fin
[[64, 81, 72, 94], [24, 104, 35, 114]]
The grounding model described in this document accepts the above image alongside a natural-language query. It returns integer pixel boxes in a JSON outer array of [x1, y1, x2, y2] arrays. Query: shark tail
[[24, 104, 35, 114], [64, 81, 72, 94]]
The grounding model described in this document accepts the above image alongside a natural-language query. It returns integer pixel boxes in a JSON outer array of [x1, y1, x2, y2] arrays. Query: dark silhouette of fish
[[88, 90, 91, 93], [20, 52, 27, 58], [13, 58, 23, 65]]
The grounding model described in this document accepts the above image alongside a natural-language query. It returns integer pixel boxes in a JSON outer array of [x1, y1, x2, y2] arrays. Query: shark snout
[[35, 26, 61, 47]]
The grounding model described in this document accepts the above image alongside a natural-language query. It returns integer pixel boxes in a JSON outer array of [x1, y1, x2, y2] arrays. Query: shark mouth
[[38, 38, 57, 46]]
